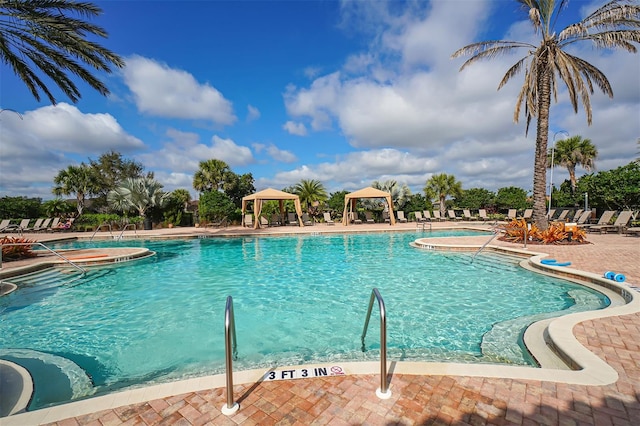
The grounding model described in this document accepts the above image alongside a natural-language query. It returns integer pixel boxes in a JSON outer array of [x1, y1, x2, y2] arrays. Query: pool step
[[1, 267, 85, 291]]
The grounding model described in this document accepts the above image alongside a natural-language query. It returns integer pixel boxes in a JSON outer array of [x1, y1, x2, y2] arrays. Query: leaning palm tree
[[424, 173, 463, 217], [452, 0, 640, 229], [548, 135, 598, 193], [1, 0, 124, 104], [193, 159, 230, 193], [52, 163, 99, 216], [108, 177, 169, 230], [293, 179, 328, 214], [371, 180, 411, 210]]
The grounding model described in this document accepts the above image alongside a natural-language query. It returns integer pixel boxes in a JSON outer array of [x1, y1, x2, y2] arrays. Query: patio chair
[[462, 209, 477, 221], [302, 213, 313, 226], [22, 218, 44, 232], [422, 210, 432, 221], [34, 218, 52, 232], [364, 211, 375, 224], [349, 211, 362, 224], [589, 210, 633, 234], [0, 219, 11, 232], [396, 211, 408, 223], [45, 217, 59, 231], [5, 219, 30, 233], [205, 217, 227, 228], [571, 209, 584, 221], [260, 216, 270, 227], [547, 209, 556, 219], [447, 210, 462, 221], [580, 210, 615, 230], [574, 210, 592, 226], [244, 214, 254, 228], [478, 209, 489, 222], [432, 210, 443, 221], [414, 211, 426, 222], [623, 227, 640, 237], [507, 209, 517, 220], [323, 212, 335, 225], [382, 211, 390, 223], [522, 209, 533, 221], [555, 209, 570, 222], [270, 214, 281, 226], [287, 212, 299, 226]]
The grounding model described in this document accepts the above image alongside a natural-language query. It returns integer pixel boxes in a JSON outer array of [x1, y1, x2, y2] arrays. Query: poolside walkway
[[2, 222, 639, 425]]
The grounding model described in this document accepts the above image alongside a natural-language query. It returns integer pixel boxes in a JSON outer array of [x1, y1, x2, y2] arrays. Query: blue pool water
[[0, 230, 609, 409]]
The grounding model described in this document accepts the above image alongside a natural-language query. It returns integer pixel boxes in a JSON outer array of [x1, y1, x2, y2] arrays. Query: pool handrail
[[0, 242, 86, 274], [361, 288, 391, 399], [90, 222, 113, 242], [117, 223, 138, 240], [222, 295, 239, 415]]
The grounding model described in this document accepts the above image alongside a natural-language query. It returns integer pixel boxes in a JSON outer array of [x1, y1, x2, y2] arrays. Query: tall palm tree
[[293, 179, 328, 214], [1, 0, 124, 104], [52, 164, 98, 216], [193, 159, 230, 193], [424, 173, 463, 217], [548, 135, 598, 193], [452, 0, 640, 229]]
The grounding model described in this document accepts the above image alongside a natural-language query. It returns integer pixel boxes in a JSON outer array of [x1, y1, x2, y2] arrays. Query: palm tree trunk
[[532, 59, 552, 230], [568, 165, 577, 194]]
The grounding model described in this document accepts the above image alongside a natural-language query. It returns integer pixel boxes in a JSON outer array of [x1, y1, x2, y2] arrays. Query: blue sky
[[1, 0, 639, 201]]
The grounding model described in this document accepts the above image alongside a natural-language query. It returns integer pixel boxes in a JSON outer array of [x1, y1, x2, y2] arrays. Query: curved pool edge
[[0, 360, 33, 417]]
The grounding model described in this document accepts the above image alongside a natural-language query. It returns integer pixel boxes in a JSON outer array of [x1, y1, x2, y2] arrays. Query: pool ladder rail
[[222, 288, 391, 415], [90, 222, 138, 242]]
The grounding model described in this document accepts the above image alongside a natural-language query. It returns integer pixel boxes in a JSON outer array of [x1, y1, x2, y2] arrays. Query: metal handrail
[[361, 288, 391, 399], [90, 222, 113, 242], [416, 221, 432, 232], [222, 296, 239, 415], [117, 223, 138, 240], [0, 242, 86, 274]]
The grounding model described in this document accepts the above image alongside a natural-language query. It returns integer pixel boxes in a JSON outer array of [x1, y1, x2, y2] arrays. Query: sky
[[1, 0, 639, 201]]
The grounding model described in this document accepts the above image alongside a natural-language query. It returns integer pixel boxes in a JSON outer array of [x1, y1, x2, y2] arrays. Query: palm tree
[[424, 173, 463, 217], [1, 0, 124, 104], [371, 180, 411, 210], [52, 164, 99, 216], [193, 159, 230, 193], [452, 0, 640, 229], [293, 179, 328, 214], [108, 177, 169, 229], [548, 135, 598, 193]]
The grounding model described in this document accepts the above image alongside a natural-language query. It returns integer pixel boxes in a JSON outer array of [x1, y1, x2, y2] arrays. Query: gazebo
[[241, 188, 304, 229], [342, 187, 396, 225]]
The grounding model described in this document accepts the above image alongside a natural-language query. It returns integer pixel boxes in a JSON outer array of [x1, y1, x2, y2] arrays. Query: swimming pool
[[0, 230, 609, 410]]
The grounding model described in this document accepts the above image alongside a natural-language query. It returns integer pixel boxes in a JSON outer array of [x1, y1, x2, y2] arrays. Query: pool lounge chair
[[522, 209, 533, 221], [382, 211, 391, 223], [260, 216, 270, 227], [270, 214, 281, 226], [22, 218, 44, 232], [287, 212, 299, 226], [323, 212, 335, 225], [478, 209, 489, 222], [555, 209, 570, 222], [34, 218, 53, 232], [423, 210, 432, 221], [507, 209, 517, 220], [547, 209, 556, 220], [447, 210, 462, 221], [571, 209, 584, 221], [0, 219, 11, 232], [580, 210, 615, 230], [364, 211, 375, 224], [623, 227, 640, 237], [432, 210, 443, 222], [575, 210, 592, 226], [462, 209, 477, 221], [244, 214, 254, 228], [414, 211, 426, 222], [5, 219, 30, 233], [396, 211, 408, 223], [589, 210, 633, 234], [302, 213, 313, 226]]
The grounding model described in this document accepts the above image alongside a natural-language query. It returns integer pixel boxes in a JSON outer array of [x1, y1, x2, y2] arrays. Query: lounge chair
[[349, 211, 362, 224], [302, 213, 313, 226], [589, 210, 633, 234], [5, 219, 30, 233], [260, 216, 270, 227], [547, 209, 556, 219], [422, 210, 432, 221], [22, 218, 44, 232], [34, 218, 52, 232], [364, 211, 375, 223], [478, 209, 489, 222], [396, 211, 408, 223], [580, 210, 615, 230], [0, 219, 11, 232], [323, 212, 335, 225], [414, 211, 426, 222], [447, 210, 462, 221], [507, 209, 517, 221], [555, 209, 570, 222], [432, 210, 443, 222], [522, 209, 533, 221], [288, 212, 299, 226], [205, 217, 227, 228], [382, 211, 390, 223], [270, 214, 281, 226], [45, 217, 59, 231], [462, 209, 477, 221], [623, 227, 640, 237], [571, 209, 584, 221], [575, 210, 592, 226], [244, 214, 254, 228]]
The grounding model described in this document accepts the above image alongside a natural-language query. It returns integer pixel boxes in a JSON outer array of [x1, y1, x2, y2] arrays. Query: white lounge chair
[[244, 214, 254, 228], [323, 212, 335, 225], [447, 210, 462, 221], [364, 211, 375, 223], [589, 210, 633, 234], [396, 211, 408, 223], [462, 209, 477, 221], [414, 211, 427, 222]]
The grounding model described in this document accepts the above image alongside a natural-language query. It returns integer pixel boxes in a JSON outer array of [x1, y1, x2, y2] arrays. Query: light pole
[[549, 130, 569, 217]]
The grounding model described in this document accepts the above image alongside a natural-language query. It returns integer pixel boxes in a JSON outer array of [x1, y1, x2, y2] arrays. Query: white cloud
[[246, 105, 261, 122], [123, 55, 236, 125], [0, 104, 145, 198], [282, 120, 308, 136]]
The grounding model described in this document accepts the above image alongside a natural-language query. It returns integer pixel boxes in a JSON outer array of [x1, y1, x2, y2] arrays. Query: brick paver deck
[[3, 223, 639, 425]]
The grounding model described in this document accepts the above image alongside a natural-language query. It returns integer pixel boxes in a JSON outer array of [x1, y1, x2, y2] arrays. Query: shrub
[[1, 237, 37, 261], [501, 219, 586, 245]]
